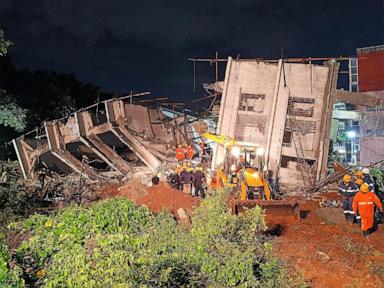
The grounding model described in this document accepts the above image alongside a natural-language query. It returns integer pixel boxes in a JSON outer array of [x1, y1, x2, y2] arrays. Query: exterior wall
[[213, 58, 336, 193], [357, 46, 384, 92], [356, 45, 384, 166]]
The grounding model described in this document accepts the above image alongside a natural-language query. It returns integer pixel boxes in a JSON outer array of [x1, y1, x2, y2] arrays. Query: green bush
[[0, 238, 24, 288], [5, 193, 306, 287]]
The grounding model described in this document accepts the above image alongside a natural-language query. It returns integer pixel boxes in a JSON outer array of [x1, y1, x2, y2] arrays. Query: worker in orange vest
[[175, 144, 185, 162], [352, 184, 383, 237], [186, 144, 194, 160]]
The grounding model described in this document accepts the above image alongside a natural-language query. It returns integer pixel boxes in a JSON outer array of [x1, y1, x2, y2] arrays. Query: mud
[[272, 204, 384, 288]]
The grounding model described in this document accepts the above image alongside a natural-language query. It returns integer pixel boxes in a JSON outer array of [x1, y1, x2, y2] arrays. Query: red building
[[357, 45, 384, 92], [354, 45, 384, 166]]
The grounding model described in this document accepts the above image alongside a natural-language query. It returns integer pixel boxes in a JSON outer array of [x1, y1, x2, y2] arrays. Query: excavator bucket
[[231, 199, 300, 223]]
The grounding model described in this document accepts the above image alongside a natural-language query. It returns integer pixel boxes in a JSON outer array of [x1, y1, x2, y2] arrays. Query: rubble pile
[[138, 182, 200, 213], [98, 181, 200, 217]]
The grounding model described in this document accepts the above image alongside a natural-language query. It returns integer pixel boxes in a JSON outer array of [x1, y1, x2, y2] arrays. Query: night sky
[[0, 0, 383, 102]]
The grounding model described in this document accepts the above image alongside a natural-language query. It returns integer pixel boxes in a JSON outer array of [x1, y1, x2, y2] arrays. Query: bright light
[[231, 146, 241, 157], [347, 131, 356, 138], [230, 164, 237, 171], [336, 147, 346, 154], [256, 147, 265, 156]]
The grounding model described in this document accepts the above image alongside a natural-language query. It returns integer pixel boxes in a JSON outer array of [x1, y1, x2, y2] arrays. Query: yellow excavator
[[202, 132, 300, 221], [202, 132, 271, 200]]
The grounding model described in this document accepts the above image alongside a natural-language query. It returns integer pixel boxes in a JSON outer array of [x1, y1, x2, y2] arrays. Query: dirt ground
[[271, 197, 384, 288]]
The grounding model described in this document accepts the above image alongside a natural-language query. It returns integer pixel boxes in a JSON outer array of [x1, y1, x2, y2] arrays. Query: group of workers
[[338, 168, 383, 237], [175, 142, 211, 163], [167, 162, 208, 198]]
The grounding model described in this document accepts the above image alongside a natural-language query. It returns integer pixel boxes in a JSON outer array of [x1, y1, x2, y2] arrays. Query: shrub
[[5, 193, 306, 287], [0, 237, 24, 288]]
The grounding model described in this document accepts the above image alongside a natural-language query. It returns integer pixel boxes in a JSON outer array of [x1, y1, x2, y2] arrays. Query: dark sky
[[1, 0, 383, 102]]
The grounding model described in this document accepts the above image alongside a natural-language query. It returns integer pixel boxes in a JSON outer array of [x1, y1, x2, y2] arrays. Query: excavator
[[202, 132, 300, 221]]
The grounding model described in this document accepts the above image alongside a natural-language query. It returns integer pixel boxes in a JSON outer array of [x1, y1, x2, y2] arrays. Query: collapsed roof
[[13, 95, 194, 181]]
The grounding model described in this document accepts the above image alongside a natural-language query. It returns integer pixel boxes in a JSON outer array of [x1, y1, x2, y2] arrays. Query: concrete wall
[[213, 58, 336, 193]]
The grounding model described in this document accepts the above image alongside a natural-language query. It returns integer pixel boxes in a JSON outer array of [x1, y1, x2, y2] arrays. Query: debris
[[137, 182, 200, 214], [176, 208, 190, 225], [316, 251, 331, 263]]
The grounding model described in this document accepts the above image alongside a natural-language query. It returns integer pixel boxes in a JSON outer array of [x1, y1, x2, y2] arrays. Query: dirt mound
[[137, 182, 200, 213], [98, 179, 148, 202], [116, 179, 148, 202], [97, 181, 199, 216]]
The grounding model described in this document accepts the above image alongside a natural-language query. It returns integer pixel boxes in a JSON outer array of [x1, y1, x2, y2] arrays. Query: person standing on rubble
[[180, 167, 193, 195], [186, 144, 194, 161], [176, 144, 185, 162], [170, 166, 181, 190], [338, 174, 358, 224], [353, 183, 383, 237], [193, 166, 206, 198]]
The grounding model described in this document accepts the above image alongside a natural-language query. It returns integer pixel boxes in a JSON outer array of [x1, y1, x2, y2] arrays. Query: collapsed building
[[13, 57, 383, 195], [13, 95, 193, 181]]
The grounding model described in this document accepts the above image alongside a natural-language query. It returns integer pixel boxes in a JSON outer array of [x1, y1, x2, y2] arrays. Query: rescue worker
[[355, 170, 364, 180], [186, 144, 194, 160], [170, 166, 181, 190], [193, 167, 206, 198], [355, 178, 364, 188], [180, 167, 194, 195], [352, 183, 383, 237], [176, 144, 185, 162], [338, 174, 358, 223], [362, 168, 375, 192]]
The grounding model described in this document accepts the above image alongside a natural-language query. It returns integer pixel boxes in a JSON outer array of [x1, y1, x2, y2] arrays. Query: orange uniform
[[176, 147, 185, 161], [186, 145, 194, 160], [352, 191, 383, 231]]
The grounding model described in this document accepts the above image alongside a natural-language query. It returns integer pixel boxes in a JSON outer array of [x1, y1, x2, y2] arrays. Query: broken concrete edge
[[13, 94, 194, 181]]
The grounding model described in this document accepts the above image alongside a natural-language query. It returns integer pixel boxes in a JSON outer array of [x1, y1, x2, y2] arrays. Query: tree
[[0, 30, 12, 56], [0, 90, 27, 132]]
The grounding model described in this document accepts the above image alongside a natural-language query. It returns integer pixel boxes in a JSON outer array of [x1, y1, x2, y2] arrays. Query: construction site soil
[[99, 181, 200, 215], [89, 185, 384, 287], [272, 199, 384, 288]]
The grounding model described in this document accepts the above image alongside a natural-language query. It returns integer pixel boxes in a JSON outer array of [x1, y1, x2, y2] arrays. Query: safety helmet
[[355, 178, 364, 186], [360, 183, 369, 193], [362, 168, 370, 174], [355, 171, 364, 178], [343, 174, 352, 183], [187, 167, 193, 172], [183, 143, 188, 147]]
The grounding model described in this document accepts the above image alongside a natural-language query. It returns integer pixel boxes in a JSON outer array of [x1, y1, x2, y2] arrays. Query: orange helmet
[[355, 178, 364, 186], [355, 171, 364, 178], [360, 183, 369, 193], [343, 174, 352, 183]]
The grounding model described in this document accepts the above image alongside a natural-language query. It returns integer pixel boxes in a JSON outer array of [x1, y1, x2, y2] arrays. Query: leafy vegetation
[[0, 29, 12, 56], [2, 193, 306, 287], [0, 90, 27, 132], [371, 167, 384, 198], [0, 237, 24, 288]]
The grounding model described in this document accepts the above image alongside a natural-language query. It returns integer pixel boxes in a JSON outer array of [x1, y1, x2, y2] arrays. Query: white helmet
[[362, 168, 370, 174]]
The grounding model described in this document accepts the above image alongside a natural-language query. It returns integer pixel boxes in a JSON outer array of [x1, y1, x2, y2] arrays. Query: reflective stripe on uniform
[[356, 216, 361, 219], [358, 201, 374, 205]]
